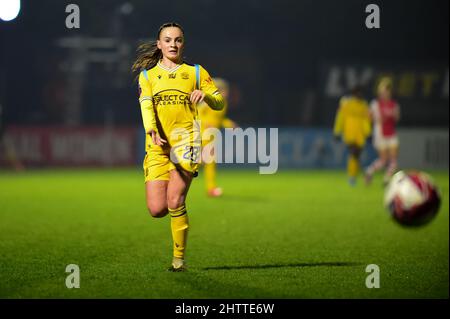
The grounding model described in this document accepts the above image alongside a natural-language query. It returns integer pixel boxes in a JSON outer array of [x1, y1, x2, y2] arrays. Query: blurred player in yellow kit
[[198, 78, 237, 197], [333, 86, 371, 186], [132, 22, 224, 271]]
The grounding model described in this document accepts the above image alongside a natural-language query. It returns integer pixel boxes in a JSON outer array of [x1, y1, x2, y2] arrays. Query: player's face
[[157, 27, 184, 63], [379, 87, 391, 100]]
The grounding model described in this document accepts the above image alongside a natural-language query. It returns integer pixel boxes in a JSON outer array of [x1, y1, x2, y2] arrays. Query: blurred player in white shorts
[[365, 77, 400, 185]]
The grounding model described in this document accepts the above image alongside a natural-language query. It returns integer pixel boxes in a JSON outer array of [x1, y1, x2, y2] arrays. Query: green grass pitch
[[0, 168, 448, 298]]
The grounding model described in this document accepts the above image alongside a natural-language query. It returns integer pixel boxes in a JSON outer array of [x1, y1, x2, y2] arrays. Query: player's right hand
[[189, 90, 205, 104], [150, 130, 167, 146]]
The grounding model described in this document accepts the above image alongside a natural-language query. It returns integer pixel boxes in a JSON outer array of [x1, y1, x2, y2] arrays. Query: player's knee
[[167, 195, 185, 210], [376, 154, 386, 165], [388, 158, 397, 167], [147, 203, 168, 218], [351, 151, 361, 160]]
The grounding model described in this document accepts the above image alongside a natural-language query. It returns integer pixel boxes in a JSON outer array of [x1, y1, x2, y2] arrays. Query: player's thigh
[[377, 148, 389, 162], [167, 169, 194, 209], [387, 137, 399, 159], [145, 180, 169, 218], [388, 145, 399, 160]]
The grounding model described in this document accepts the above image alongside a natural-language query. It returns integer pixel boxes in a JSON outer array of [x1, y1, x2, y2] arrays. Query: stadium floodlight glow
[[0, 0, 21, 22]]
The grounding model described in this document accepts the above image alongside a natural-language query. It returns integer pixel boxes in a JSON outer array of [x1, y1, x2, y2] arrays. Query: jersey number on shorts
[[183, 146, 200, 163]]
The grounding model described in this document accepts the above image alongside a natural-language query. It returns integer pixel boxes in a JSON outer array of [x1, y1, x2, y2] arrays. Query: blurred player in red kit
[[365, 78, 400, 185]]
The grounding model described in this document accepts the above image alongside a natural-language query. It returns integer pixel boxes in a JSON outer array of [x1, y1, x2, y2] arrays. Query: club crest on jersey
[[169, 73, 177, 79], [181, 72, 189, 80], [157, 75, 162, 79]]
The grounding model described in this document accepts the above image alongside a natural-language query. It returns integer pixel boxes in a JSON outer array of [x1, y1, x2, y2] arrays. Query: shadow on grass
[[202, 261, 362, 271]]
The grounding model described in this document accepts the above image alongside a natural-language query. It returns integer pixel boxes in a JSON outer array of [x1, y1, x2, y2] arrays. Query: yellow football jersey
[[333, 96, 371, 147], [138, 62, 224, 152]]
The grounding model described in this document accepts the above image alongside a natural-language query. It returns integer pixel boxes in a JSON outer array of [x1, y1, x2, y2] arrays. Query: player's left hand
[[190, 90, 205, 104]]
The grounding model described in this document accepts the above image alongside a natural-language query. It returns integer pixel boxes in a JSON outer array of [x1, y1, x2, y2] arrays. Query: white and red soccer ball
[[384, 171, 441, 226]]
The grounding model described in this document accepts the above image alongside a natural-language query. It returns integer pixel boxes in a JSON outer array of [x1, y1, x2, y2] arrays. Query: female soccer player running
[[132, 22, 224, 271], [365, 78, 400, 186]]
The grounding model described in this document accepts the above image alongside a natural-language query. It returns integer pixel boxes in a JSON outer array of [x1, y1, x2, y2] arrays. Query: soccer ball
[[384, 171, 441, 226]]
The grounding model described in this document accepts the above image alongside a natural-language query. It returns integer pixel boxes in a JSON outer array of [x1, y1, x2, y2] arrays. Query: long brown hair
[[131, 22, 184, 79]]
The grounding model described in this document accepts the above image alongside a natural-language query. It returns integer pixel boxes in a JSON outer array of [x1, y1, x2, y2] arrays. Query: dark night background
[[0, 0, 448, 128]]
